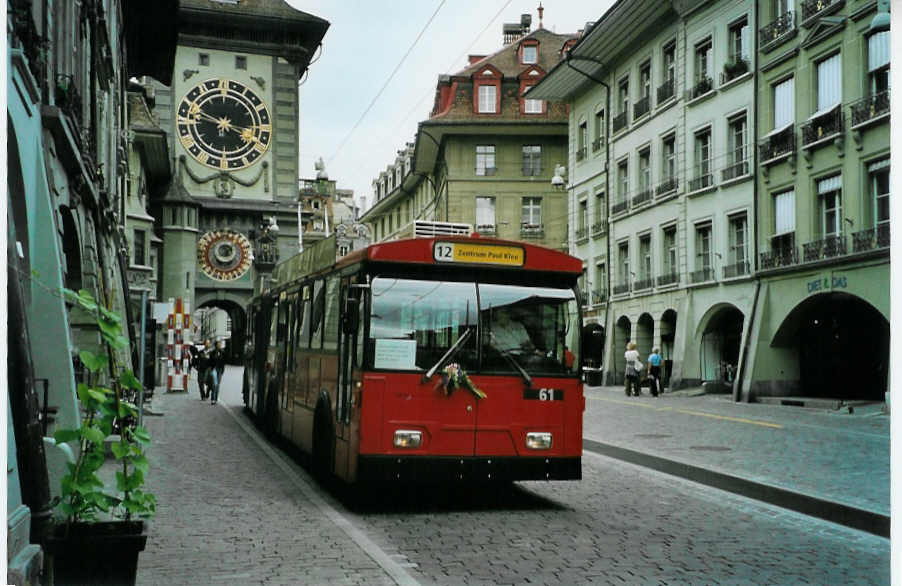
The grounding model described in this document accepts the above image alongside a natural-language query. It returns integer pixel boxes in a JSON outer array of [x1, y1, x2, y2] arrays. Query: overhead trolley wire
[[328, 0, 447, 165]]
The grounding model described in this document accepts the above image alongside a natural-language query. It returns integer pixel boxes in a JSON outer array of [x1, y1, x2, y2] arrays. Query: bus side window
[[310, 280, 325, 349], [268, 301, 280, 349], [286, 294, 297, 370], [355, 292, 365, 368], [298, 285, 312, 350], [322, 278, 340, 351]]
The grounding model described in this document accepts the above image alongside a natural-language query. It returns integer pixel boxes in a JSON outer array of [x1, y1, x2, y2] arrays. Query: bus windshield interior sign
[[433, 242, 525, 266]]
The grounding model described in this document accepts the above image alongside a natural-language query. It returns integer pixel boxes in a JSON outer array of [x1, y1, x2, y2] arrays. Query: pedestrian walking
[[647, 347, 663, 397], [624, 342, 642, 397], [209, 341, 226, 405], [196, 340, 213, 401]]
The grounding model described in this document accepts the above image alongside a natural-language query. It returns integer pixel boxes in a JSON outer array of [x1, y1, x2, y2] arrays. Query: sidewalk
[[135, 366, 408, 585], [581, 384, 890, 537]]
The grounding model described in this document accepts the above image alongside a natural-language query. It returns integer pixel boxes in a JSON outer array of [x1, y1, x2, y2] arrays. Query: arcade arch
[[771, 292, 888, 399], [698, 304, 743, 383]]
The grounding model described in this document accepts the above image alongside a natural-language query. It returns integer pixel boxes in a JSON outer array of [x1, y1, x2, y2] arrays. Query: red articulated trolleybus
[[243, 233, 585, 484]]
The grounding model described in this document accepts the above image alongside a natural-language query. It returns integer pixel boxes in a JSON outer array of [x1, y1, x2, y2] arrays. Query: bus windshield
[[368, 277, 580, 376]]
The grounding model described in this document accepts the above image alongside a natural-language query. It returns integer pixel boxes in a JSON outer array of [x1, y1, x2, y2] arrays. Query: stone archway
[[698, 304, 744, 383], [772, 292, 888, 399], [612, 315, 631, 383], [197, 299, 247, 364], [581, 322, 605, 368], [636, 313, 654, 363], [659, 309, 677, 386]]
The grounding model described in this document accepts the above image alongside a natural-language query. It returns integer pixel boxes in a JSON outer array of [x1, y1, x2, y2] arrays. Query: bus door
[[475, 284, 582, 458], [335, 277, 362, 479], [366, 277, 479, 457]]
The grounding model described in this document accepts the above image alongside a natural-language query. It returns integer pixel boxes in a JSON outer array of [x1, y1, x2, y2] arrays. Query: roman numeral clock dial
[[176, 78, 272, 170]]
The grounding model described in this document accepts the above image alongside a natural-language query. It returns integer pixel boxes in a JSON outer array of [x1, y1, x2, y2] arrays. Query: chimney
[[537, 3, 544, 29], [468, 54, 486, 65], [503, 14, 531, 44]]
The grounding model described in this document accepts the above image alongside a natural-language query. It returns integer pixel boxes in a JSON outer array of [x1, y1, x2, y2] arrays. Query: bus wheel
[[312, 404, 334, 482]]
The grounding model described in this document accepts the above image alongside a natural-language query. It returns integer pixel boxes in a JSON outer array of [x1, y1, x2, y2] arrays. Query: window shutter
[[773, 77, 794, 127], [868, 158, 890, 173], [868, 31, 890, 72], [817, 54, 841, 111], [774, 190, 795, 234], [817, 175, 842, 195]]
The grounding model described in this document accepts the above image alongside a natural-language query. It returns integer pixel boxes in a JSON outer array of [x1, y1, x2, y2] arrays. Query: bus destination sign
[[433, 242, 525, 266]]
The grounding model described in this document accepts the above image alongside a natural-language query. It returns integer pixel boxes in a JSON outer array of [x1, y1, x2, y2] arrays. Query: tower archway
[[197, 299, 247, 364]]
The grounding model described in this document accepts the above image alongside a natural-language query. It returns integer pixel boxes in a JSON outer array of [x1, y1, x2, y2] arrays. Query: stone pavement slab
[[582, 384, 889, 534], [135, 367, 405, 586]]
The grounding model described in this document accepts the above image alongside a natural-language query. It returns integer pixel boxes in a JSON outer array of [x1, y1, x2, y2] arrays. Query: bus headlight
[[526, 432, 553, 450], [393, 430, 422, 448]]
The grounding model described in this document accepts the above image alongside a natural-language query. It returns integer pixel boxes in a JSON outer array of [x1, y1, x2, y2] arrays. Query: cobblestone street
[[136, 368, 889, 585]]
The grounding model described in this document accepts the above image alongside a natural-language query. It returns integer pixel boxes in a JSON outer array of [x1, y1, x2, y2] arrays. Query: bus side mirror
[[343, 297, 359, 334]]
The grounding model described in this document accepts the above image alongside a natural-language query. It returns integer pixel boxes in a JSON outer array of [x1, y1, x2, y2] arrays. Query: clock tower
[[149, 0, 328, 358]]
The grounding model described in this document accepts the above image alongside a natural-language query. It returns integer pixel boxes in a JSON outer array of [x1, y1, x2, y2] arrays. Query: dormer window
[[522, 43, 538, 64], [519, 66, 546, 114], [473, 65, 502, 114]]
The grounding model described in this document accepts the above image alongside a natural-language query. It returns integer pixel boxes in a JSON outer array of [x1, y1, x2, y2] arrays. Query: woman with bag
[[624, 342, 642, 397]]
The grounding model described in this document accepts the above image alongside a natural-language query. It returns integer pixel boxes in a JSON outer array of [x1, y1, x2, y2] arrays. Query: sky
[[287, 0, 616, 212]]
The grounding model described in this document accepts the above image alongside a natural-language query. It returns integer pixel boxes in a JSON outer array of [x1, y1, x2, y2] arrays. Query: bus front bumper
[[357, 455, 581, 483]]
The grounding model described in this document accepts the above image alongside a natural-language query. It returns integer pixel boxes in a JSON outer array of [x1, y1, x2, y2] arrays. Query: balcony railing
[[690, 267, 714, 283], [721, 154, 749, 182], [801, 0, 840, 22], [688, 76, 713, 101], [634, 277, 654, 291], [612, 111, 628, 133], [802, 235, 847, 262], [760, 11, 795, 48], [634, 96, 650, 119], [655, 176, 678, 196], [657, 78, 675, 104], [723, 261, 750, 278], [575, 226, 588, 241], [592, 138, 603, 152], [801, 106, 843, 148], [520, 224, 545, 238], [476, 166, 497, 176], [850, 91, 890, 128], [688, 170, 713, 192], [760, 244, 799, 269], [475, 224, 496, 236], [852, 224, 890, 252], [576, 147, 587, 162], [592, 289, 608, 305], [721, 59, 749, 85], [759, 125, 795, 163], [611, 199, 629, 215], [591, 220, 606, 235], [613, 282, 631, 295], [632, 189, 652, 207], [657, 271, 679, 287]]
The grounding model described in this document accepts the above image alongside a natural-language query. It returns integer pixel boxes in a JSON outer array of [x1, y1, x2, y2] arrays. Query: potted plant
[[45, 288, 156, 586]]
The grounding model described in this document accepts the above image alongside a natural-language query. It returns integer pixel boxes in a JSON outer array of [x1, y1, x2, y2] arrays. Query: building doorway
[[581, 323, 605, 368]]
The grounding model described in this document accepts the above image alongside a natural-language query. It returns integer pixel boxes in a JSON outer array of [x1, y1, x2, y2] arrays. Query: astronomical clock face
[[177, 78, 272, 171], [197, 230, 252, 281]]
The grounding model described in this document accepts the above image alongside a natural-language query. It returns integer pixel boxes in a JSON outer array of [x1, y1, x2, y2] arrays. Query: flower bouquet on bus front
[[440, 363, 486, 399]]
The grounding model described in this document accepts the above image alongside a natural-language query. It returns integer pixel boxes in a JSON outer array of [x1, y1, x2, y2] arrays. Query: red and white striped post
[[166, 297, 192, 392]]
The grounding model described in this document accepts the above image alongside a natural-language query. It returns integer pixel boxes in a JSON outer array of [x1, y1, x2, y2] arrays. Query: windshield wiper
[[421, 327, 474, 383], [489, 340, 533, 389]]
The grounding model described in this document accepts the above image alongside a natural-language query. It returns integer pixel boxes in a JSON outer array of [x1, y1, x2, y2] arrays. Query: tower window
[[235, 56, 247, 70], [199, 53, 210, 66]]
